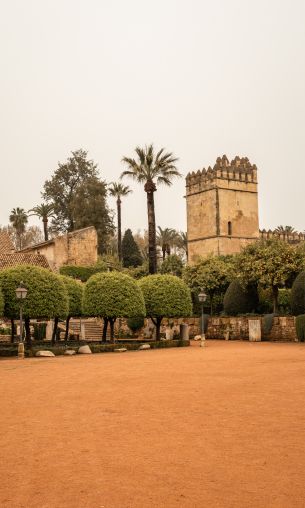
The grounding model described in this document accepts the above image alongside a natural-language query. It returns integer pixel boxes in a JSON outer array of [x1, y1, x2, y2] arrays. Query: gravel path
[[1, 340, 305, 508]]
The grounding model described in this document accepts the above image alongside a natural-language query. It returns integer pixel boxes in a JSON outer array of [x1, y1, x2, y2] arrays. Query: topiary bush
[[291, 271, 305, 316], [296, 314, 305, 342], [60, 275, 84, 340], [223, 280, 258, 315], [0, 265, 68, 344], [83, 272, 145, 340], [127, 316, 145, 334], [138, 274, 192, 340]]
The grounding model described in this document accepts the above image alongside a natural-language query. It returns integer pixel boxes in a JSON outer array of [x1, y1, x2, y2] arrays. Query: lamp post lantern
[[15, 281, 27, 358], [198, 288, 207, 347]]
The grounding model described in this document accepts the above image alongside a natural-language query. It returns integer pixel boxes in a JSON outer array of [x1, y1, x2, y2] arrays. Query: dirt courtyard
[[1, 341, 305, 508]]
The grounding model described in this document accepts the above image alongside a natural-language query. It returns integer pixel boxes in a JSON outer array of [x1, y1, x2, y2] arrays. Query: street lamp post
[[15, 281, 28, 358], [198, 288, 207, 347]]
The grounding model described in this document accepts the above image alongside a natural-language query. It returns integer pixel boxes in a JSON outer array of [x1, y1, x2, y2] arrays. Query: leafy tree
[[0, 265, 68, 345], [122, 229, 143, 268], [156, 227, 177, 260], [291, 271, 305, 316], [108, 182, 132, 262], [60, 275, 83, 340], [28, 203, 54, 241], [138, 274, 192, 340], [72, 177, 114, 253], [237, 239, 304, 313], [43, 149, 114, 251], [160, 254, 184, 277], [122, 262, 149, 279], [9, 207, 28, 250], [121, 144, 181, 274], [223, 280, 258, 315], [83, 272, 145, 340], [183, 255, 232, 314]]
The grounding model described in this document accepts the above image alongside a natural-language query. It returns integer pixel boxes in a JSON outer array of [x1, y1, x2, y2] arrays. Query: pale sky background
[[1, 0, 305, 235]]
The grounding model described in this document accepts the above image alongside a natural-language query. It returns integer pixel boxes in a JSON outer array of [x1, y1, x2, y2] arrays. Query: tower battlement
[[186, 155, 257, 196]]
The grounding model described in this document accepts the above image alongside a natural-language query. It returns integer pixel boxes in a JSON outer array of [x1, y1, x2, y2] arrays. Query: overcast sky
[[1, 0, 305, 234]]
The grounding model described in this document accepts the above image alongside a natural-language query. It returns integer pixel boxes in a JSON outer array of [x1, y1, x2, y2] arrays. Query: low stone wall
[[141, 316, 298, 342]]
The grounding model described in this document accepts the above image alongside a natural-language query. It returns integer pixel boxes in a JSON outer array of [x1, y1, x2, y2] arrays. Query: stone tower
[[186, 155, 259, 263]]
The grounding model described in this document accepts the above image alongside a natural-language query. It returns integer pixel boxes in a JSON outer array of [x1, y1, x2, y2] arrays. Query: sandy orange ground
[[1, 341, 305, 508]]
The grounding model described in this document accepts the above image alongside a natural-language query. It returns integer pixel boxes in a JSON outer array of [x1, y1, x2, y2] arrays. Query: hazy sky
[[1, 0, 305, 235]]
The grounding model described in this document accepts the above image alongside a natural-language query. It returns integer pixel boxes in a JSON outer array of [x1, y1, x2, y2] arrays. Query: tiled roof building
[[0, 253, 51, 270], [0, 231, 14, 255]]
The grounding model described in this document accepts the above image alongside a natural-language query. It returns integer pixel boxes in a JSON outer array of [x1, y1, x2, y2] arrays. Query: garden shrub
[[262, 313, 275, 335], [83, 272, 145, 340], [291, 271, 305, 316], [160, 254, 184, 277], [295, 314, 305, 342], [0, 287, 4, 316], [59, 263, 107, 282], [127, 316, 145, 333], [138, 274, 192, 340], [223, 280, 258, 315]]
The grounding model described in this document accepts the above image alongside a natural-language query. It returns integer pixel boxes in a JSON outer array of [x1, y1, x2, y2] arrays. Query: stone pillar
[[80, 321, 86, 340], [248, 319, 261, 342], [46, 321, 53, 340], [180, 323, 189, 341]]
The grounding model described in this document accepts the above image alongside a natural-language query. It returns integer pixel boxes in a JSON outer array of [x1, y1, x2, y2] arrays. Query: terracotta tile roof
[[0, 253, 51, 270], [0, 232, 14, 255]]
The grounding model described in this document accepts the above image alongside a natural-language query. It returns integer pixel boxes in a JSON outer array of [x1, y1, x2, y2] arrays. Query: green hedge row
[[0, 339, 190, 357]]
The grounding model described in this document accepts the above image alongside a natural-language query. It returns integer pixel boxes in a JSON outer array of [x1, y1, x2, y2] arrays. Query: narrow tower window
[[228, 221, 232, 236]]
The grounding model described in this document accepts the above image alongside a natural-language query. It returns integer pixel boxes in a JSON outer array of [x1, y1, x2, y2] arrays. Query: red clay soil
[[1, 340, 305, 508]]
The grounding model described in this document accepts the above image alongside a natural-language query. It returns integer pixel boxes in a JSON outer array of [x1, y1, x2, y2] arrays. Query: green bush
[[160, 254, 184, 277], [296, 314, 305, 342], [59, 262, 108, 282], [262, 313, 275, 335], [127, 316, 145, 333], [223, 280, 258, 315], [0, 265, 68, 320], [60, 275, 83, 317], [138, 274, 192, 340], [33, 322, 47, 340], [0, 326, 11, 335], [83, 272, 145, 339], [291, 271, 305, 316]]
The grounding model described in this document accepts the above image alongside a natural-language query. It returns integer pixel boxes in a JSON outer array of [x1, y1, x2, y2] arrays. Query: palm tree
[[156, 227, 177, 260], [121, 144, 181, 274], [274, 226, 296, 235], [9, 207, 28, 250], [175, 231, 188, 261], [28, 203, 55, 241], [108, 183, 132, 262]]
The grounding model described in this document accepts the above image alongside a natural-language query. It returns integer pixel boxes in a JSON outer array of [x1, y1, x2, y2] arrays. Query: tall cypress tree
[[122, 229, 143, 268]]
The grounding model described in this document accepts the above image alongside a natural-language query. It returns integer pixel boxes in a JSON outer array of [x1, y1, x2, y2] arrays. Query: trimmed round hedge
[[138, 274, 192, 318], [60, 275, 83, 317], [223, 280, 258, 315], [83, 271, 145, 318], [291, 271, 305, 316], [0, 265, 68, 319]]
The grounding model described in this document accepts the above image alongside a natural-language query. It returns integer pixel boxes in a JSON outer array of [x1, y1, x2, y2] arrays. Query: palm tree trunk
[[117, 198, 122, 262], [43, 218, 48, 241], [145, 181, 157, 274]]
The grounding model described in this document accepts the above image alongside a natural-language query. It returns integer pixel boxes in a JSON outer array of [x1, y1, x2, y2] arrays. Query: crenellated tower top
[[186, 155, 258, 196]]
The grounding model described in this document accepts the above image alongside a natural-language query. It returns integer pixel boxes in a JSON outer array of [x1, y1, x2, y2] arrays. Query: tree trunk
[[24, 317, 31, 346], [162, 247, 166, 261], [272, 286, 279, 314], [152, 316, 163, 341], [43, 218, 48, 241], [52, 316, 59, 344], [10, 319, 15, 343], [210, 293, 214, 315], [145, 180, 157, 274], [64, 316, 71, 341], [102, 317, 108, 342], [117, 198, 122, 262], [109, 317, 116, 341]]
